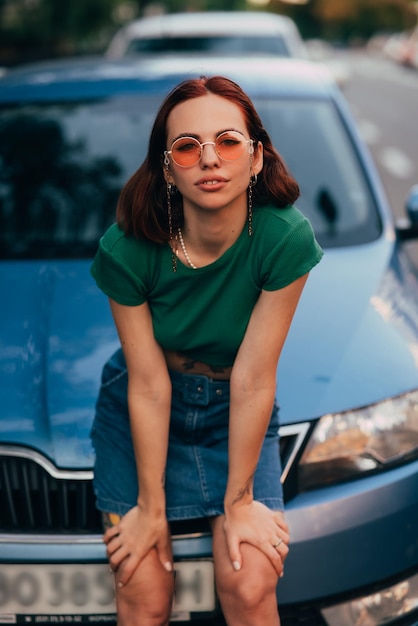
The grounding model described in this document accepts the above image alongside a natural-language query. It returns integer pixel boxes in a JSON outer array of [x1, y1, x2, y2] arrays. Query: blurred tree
[[310, 0, 416, 41], [276, 0, 417, 41], [0, 0, 121, 64]]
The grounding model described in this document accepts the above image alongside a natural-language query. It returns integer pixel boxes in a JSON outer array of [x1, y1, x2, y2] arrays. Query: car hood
[[1, 237, 418, 469], [278, 236, 418, 421], [0, 260, 119, 469]]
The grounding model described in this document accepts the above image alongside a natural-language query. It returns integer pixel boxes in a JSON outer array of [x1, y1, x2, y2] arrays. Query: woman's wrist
[[137, 490, 166, 517], [224, 486, 254, 513]]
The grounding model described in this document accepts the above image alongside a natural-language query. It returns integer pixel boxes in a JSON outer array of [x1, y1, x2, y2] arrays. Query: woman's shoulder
[[91, 224, 162, 305], [255, 204, 307, 228], [251, 205, 323, 289], [253, 204, 314, 242], [99, 223, 155, 260], [99, 222, 124, 252]]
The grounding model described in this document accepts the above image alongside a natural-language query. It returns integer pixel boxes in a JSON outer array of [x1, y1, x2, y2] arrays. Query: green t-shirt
[[91, 205, 323, 368]]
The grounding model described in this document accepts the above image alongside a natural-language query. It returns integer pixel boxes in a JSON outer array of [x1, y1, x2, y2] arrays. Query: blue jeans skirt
[[90, 348, 284, 521]]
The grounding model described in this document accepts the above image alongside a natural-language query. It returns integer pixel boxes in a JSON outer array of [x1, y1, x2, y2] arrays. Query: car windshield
[[0, 94, 381, 259], [126, 36, 290, 56]]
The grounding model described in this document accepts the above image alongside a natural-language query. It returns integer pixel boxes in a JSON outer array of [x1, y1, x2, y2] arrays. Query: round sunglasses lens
[[216, 132, 246, 161], [171, 137, 201, 166]]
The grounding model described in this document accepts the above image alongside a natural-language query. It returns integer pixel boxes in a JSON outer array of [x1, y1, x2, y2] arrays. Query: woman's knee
[[117, 584, 173, 626], [114, 554, 174, 626], [216, 549, 278, 610], [117, 590, 172, 626]]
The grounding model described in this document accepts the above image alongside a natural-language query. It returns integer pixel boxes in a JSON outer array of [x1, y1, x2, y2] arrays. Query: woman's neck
[[182, 200, 248, 254]]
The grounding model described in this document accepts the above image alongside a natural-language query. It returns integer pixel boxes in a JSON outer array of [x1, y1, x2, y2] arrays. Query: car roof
[[115, 11, 301, 38], [0, 56, 337, 104]]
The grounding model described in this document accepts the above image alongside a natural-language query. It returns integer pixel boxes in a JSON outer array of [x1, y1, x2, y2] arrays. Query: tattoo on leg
[[102, 512, 121, 532], [232, 473, 255, 506]]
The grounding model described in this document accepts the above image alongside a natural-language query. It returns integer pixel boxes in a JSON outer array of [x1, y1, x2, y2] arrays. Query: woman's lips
[[195, 177, 228, 191]]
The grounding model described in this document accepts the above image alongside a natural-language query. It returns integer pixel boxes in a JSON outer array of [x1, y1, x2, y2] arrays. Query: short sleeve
[[90, 227, 147, 306], [261, 215, 323, 291]]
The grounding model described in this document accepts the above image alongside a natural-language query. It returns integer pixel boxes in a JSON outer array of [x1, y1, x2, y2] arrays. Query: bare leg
[[211, 515, 281, 626], [103, 513, 174, 626]]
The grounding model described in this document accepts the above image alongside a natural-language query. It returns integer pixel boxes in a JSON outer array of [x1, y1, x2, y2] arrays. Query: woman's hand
[[223, 501, 289, 576], [103, 505, 172, 586]]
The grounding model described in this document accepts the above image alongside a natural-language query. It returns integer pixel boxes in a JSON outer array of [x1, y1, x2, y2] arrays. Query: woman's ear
[[253, 141, 264, 176]]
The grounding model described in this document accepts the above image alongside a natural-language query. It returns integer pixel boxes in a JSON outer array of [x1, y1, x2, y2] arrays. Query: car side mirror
[[395, 185, 418, 241], [406, 185, 418, 223]]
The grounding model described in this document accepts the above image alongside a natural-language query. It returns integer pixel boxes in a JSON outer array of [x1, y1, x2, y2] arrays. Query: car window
[[0, 96, 156, 259], [126, 36, 290, 57], [0, 94, 381, 259], [255, 98, 381, 248]]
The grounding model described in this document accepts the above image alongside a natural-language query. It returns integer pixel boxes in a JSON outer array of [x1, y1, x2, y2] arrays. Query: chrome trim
[[0, 445, 93, 480], [279, 422, 310, 483], [171, 531, 212, 540], [0, 533, 103, 544], [0, 426, 311, 487], [0, 531, 211, 544]]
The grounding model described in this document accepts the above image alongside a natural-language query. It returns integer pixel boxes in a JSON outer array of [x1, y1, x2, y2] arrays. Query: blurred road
[[337, 49, 418, 266], [339, 49, 417, 221]]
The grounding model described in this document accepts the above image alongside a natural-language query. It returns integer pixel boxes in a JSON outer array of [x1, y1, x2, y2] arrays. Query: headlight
[[299, 390, 418, 490], [321, 571, 418, 626]]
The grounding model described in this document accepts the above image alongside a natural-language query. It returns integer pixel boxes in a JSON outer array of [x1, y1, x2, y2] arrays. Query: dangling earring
[[248, 173, 257, 236], [166, 181, 178, 272]]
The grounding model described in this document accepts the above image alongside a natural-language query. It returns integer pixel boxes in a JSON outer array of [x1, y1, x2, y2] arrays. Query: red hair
[[117, 75, 300, 242]]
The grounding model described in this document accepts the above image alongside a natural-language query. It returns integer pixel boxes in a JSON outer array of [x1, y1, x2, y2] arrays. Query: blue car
[[1, 55, 418, 626]]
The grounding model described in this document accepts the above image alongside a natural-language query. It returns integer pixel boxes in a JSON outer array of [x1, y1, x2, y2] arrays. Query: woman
[[90, 75, 323, 626]]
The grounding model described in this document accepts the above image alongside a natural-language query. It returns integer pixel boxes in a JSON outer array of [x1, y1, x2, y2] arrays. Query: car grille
[[0, 446, 100, 533], [0, 423, 310, 535]]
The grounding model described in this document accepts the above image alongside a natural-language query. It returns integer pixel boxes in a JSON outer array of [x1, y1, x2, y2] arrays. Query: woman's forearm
[[108, 299, 173, 516], [224, 384, 276, 512], [128, 377, 172, 514]]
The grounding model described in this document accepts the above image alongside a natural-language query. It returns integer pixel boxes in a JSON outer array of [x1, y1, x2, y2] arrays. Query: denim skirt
[[90, 348, 284, 520]]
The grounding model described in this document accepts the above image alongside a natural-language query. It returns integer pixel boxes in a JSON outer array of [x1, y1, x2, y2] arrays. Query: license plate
[[0, 561, 216, 623]]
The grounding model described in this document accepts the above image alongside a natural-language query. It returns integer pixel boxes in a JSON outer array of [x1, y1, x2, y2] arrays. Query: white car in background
[[105, 11, 308, 60], [383, 27, 418, 68]]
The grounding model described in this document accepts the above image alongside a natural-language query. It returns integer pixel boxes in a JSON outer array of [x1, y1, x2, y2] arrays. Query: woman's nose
[[200, 141, 220, 166]]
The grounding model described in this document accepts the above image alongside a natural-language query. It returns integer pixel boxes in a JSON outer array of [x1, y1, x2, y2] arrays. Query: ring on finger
[[272, 538, 283, 549]]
